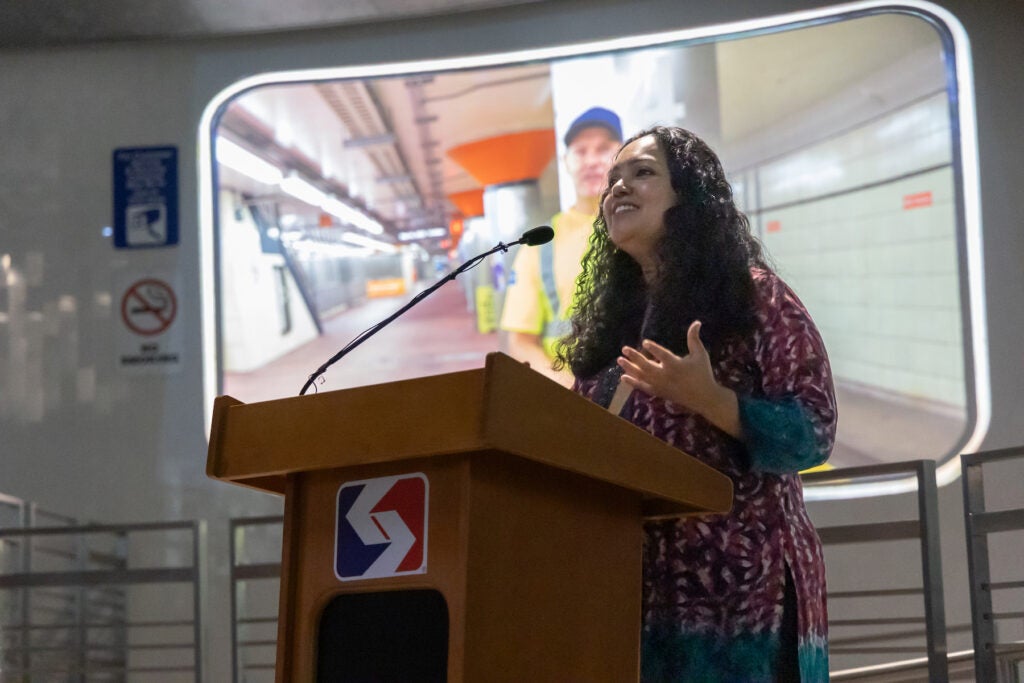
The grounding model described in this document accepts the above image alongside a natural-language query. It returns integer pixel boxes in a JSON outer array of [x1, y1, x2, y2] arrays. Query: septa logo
[[335, 473, 428, 581]]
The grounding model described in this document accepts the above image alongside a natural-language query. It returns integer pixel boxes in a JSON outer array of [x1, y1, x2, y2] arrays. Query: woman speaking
[[557, 126, 837, 682]]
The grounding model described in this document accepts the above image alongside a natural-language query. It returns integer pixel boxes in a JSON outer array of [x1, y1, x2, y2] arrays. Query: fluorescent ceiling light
[[215, 137, 282, 185], [340, 231, 397, 252], [321, 195, 384, 235], [280, 177, 384, 236], [280, 173, 328, 207], [217, 138, 384, 235], [291, 239, 373, 258], [398, 228, 447, 241]]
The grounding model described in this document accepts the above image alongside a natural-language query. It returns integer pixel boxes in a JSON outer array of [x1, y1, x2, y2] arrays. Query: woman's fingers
[[639, 338, 677, 363], [617, 347, 650, 377], [619, 372, 653, 394], [619, 345, 653, 368], [686, 320, 706, 357]]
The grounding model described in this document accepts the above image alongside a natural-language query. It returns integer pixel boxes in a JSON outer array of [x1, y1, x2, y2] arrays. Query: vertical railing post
[[916, 460, 948, 682], [962, 453, 996, 682], [19, 501, 35, 679], [230, 519, 240, 683], [116, 529, 129, 682], [74, 527, 89, 683], [193, 520, 207, 683]]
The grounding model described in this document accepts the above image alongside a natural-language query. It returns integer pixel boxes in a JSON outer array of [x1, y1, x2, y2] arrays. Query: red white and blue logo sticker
[[335, 473, 428, 581]]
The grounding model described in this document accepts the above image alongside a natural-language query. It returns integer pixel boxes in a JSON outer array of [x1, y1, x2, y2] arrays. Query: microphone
[[298, 226, 554, 395], [520, 225, 554, 246]]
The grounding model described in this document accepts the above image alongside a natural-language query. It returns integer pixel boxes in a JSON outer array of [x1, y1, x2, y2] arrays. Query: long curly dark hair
[[555, 126, 769, 379]]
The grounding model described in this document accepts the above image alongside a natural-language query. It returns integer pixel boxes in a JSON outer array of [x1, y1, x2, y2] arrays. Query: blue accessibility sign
[[113, 146, 179, 249]]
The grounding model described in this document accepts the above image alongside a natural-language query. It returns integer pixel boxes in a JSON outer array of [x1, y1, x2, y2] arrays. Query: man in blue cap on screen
[[500, 106, 622, 385]]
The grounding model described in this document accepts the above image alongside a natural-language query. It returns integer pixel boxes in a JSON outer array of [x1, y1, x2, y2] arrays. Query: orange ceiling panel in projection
[[446, 129, 556, 187]]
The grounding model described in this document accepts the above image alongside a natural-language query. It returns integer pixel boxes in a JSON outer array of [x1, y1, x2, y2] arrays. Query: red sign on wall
[[903, 191, 933, 210], [766, 220, 781, 233]]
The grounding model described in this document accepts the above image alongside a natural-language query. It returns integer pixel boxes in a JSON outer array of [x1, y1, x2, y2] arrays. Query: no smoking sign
[[116, 275, 183, 374], [121, 279, 177, 335]]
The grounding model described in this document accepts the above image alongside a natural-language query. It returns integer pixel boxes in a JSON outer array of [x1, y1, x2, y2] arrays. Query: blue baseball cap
[[563, 107, 623, 147]]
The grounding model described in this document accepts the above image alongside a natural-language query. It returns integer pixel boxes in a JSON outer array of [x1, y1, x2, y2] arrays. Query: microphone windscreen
[[521, 225, 554, 246]]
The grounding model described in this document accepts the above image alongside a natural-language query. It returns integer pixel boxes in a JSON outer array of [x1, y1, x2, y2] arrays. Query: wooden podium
[[207, 352, 732, 682]]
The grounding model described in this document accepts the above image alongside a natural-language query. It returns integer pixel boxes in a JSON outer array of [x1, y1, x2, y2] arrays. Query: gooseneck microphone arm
[[298, 225, 554, 396]]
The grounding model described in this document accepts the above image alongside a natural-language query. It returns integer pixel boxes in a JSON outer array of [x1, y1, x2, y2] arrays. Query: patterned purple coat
[[577, 269, 837, 682]]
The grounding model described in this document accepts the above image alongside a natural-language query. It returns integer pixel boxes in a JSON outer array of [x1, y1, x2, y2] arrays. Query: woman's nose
[[611, 178, 628, 195]]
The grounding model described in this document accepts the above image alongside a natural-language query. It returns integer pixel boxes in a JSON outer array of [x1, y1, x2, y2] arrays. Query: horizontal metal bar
[[122, 618, 194, 626], [801, 460, 927, 484], [3, 643, 127, 653], [831, 629, 927, 646], [233, 562, 281, 580], [2, 665, 199, 676], [829, 588, 923, 598], [84, 660, 127, 670], [830, 617, 925, 626], [238, 616, 278, 625], [231, 515, 284, 528], [830, 649, 978, 681], [3, 663, 202, 675], [123, 642, 197, 650], [970, 508, 1024, 534], [830, 646, 927, 654], [1, 622, 124, 631], [962, 446, 1024, 467], [240, 639, 278, 647], [0, 665, 129, 676], [817, 520, 920, 544], [989, 611, 1024, 620], [993, 642, 1024, 654], [989, 580, 1024, 590], [0, 520, 197, 538], [0, 566, 196, 588], [2, 618, 191, 631]]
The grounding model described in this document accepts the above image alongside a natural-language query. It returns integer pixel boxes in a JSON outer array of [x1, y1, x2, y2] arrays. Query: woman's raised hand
[[617, 321, 742, 438]]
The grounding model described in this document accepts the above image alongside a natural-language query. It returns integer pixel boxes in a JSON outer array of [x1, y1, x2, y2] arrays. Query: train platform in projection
[[224, 279, 966, 471]]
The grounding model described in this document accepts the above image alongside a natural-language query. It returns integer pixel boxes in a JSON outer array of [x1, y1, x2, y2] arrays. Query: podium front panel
[[272, 452, 643, 682]]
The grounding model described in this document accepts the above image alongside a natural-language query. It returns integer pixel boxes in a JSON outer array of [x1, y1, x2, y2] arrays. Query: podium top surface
[[207, 352, 732, 517]]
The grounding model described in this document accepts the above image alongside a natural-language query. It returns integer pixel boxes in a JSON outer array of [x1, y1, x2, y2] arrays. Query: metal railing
[[229, 461, 959, 682], [962, 445, 1024, 683], [230, 515, 283, 683], [803, 460, 948, 682], [0, 515, 205, 681], [0, 493, 122, 681]]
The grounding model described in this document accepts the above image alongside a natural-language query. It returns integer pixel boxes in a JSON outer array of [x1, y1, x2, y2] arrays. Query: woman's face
[[602, 135, 677, 270]]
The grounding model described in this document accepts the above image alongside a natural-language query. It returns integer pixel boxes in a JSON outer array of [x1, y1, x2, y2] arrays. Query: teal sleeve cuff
[[738, 395, 827, 473]]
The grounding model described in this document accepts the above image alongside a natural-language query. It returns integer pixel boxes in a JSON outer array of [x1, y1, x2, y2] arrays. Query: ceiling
[[213, 12, 944, 250], [1, 3, 945, 251], [0, 0, 542, 48]]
